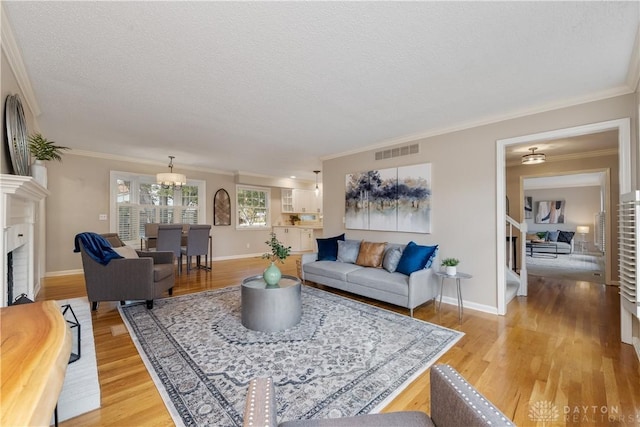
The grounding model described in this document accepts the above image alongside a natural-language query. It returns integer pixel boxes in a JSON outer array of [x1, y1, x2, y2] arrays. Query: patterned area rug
[[526, 252, 605, 283], [118, 285, 463, 426]]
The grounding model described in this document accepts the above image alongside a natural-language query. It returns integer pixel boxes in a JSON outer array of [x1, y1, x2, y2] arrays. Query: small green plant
[[262, 232, 291, 264], [441, 258, 460, 267], [28, 133, 69, 161]]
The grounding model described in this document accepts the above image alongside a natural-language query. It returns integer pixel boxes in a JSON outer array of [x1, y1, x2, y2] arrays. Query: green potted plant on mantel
[[262, 232, 292, 286], [27, 133, 69, 188], [441, 258, 460, 276]]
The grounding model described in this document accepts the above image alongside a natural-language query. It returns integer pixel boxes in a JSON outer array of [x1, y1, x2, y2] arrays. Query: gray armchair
[[243, 364, 515, 427], [78, 233, 175, 310]]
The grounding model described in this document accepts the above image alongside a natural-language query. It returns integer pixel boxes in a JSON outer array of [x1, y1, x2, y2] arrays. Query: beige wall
[[323, 93, 637, 312], [525, 186, 602, 247], [46, 154, 289, 273]]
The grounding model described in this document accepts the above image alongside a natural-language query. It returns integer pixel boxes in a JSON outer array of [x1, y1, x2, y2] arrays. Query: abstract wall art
[[535, 200, 565, 224], [345, 163, 432, 233]]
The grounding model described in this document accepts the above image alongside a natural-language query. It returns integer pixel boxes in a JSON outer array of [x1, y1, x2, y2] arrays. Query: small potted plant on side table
[[441, 258, 460, 276], [262, 232, 292, 287]]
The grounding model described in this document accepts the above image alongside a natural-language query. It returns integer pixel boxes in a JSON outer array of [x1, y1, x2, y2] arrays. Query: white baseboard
[[45, 269, 83, 277], [437, 295, 498, 315]]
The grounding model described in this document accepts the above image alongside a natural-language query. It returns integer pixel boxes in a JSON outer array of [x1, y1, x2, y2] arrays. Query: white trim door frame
[[496, 118, 631, 315]]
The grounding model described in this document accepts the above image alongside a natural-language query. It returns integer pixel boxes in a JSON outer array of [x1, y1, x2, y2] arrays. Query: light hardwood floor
[[38, 256, 640, 426]]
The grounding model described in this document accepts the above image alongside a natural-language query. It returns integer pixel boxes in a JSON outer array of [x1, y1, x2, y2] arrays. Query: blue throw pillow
[[547, 230, 560, 242], [337, 239, 361, 263], [396, 242, 438, 276], [382, 246, 403, 273], [316, 234, 345, 261], [557, 230, 575, 244]]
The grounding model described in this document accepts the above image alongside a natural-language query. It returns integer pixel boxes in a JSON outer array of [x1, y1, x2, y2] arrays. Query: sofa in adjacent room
[[301, 234, 439, 317], [525, 230, 575, 255]]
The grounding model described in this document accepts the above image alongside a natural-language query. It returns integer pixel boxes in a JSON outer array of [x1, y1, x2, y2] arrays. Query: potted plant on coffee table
[[262, 232, 292, 286], [441, 258, 460, 276]]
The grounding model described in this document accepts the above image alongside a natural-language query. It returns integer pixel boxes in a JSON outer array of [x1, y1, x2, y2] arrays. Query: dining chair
[[156, 224, 184, 273], [143, 223, 159, 250], [181, 224, 212, 273]]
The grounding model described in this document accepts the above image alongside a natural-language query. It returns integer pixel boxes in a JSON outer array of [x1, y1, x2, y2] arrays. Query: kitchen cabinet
[[281, 189, 294, 213], [299, 228, 315, 251], [273, 226, 317, 252], [292, 189, 322, 213]]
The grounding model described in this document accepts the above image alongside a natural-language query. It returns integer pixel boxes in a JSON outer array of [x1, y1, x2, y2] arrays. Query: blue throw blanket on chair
[[74, 232, 123, 265]]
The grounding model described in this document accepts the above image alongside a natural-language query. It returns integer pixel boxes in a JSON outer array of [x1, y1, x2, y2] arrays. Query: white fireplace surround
[[1, 174, 48, 307]]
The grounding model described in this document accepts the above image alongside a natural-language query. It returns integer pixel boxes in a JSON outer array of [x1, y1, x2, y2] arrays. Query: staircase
[[506, 215, 527, 303]]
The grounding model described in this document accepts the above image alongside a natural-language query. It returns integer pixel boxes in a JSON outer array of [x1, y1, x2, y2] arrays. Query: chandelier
[[157, 156, 187, 189]]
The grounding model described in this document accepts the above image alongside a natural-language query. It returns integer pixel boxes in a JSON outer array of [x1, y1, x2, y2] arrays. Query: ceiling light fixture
[[522, 147, 546, 165], [313, 170, 321, 196], [157, 155, 187, 189]]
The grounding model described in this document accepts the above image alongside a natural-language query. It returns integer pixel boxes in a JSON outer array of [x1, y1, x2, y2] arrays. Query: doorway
[[522, 170, 609, 284], [496, 118, 631, 315]]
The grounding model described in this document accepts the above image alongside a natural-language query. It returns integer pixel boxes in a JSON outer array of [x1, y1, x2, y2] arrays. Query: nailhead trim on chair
[[433, 365, 514, 426], [245, 377, 273, 427]]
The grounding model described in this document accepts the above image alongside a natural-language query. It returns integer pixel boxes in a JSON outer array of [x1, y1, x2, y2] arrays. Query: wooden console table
[[1, 301, 71, 426]]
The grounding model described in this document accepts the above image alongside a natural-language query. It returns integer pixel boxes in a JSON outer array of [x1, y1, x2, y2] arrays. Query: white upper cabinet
[[292, 189, 322, 213], [281, 189, 294, 213]]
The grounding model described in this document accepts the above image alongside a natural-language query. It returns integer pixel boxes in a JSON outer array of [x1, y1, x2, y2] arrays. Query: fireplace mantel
[[1, 174, 49, 307]]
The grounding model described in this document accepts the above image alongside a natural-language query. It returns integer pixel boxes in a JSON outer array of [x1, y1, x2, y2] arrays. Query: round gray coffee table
[[241, 275, 302, 332]]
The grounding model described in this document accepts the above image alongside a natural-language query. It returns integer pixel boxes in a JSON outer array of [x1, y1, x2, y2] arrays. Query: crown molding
[[1, 5, 41, 117], [68, 149, 233, 176], [322, 86, 634, 162], [626, 25, 640, 92]]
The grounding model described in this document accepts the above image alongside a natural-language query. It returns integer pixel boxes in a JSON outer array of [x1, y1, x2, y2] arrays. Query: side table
[[434, 271, 472, 322]]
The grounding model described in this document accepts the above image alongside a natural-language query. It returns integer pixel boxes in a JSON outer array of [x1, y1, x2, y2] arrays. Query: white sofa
[[301, 240, 438, 317], [526, 230, 574, 255]]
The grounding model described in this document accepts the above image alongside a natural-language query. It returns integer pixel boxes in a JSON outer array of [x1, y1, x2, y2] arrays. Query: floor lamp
[[576, 225, 589, 253]]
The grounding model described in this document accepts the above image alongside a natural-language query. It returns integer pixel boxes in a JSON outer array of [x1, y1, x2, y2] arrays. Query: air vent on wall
[[375, 144, 419, 160]]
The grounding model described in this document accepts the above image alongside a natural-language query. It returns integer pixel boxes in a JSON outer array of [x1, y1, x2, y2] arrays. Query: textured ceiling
[[2, 2, 639, 181]]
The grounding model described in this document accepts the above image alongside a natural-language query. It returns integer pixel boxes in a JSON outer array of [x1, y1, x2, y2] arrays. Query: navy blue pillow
[[396, 242, 438, 276], [316, 234, 345, 261], [557, 230, 574, 244]]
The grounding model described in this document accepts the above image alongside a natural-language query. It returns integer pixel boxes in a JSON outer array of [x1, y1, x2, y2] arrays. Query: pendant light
[[313, 170, 321, 196], [157, 156, 187, 189]]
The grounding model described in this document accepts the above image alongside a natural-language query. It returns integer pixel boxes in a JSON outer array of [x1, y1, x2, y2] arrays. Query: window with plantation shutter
[[110, 172, 205, 246]]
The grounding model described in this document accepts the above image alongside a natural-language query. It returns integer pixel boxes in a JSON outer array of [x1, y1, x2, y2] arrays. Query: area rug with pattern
[[526, 252, 605, 283], [118, 285, 463, 426]]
